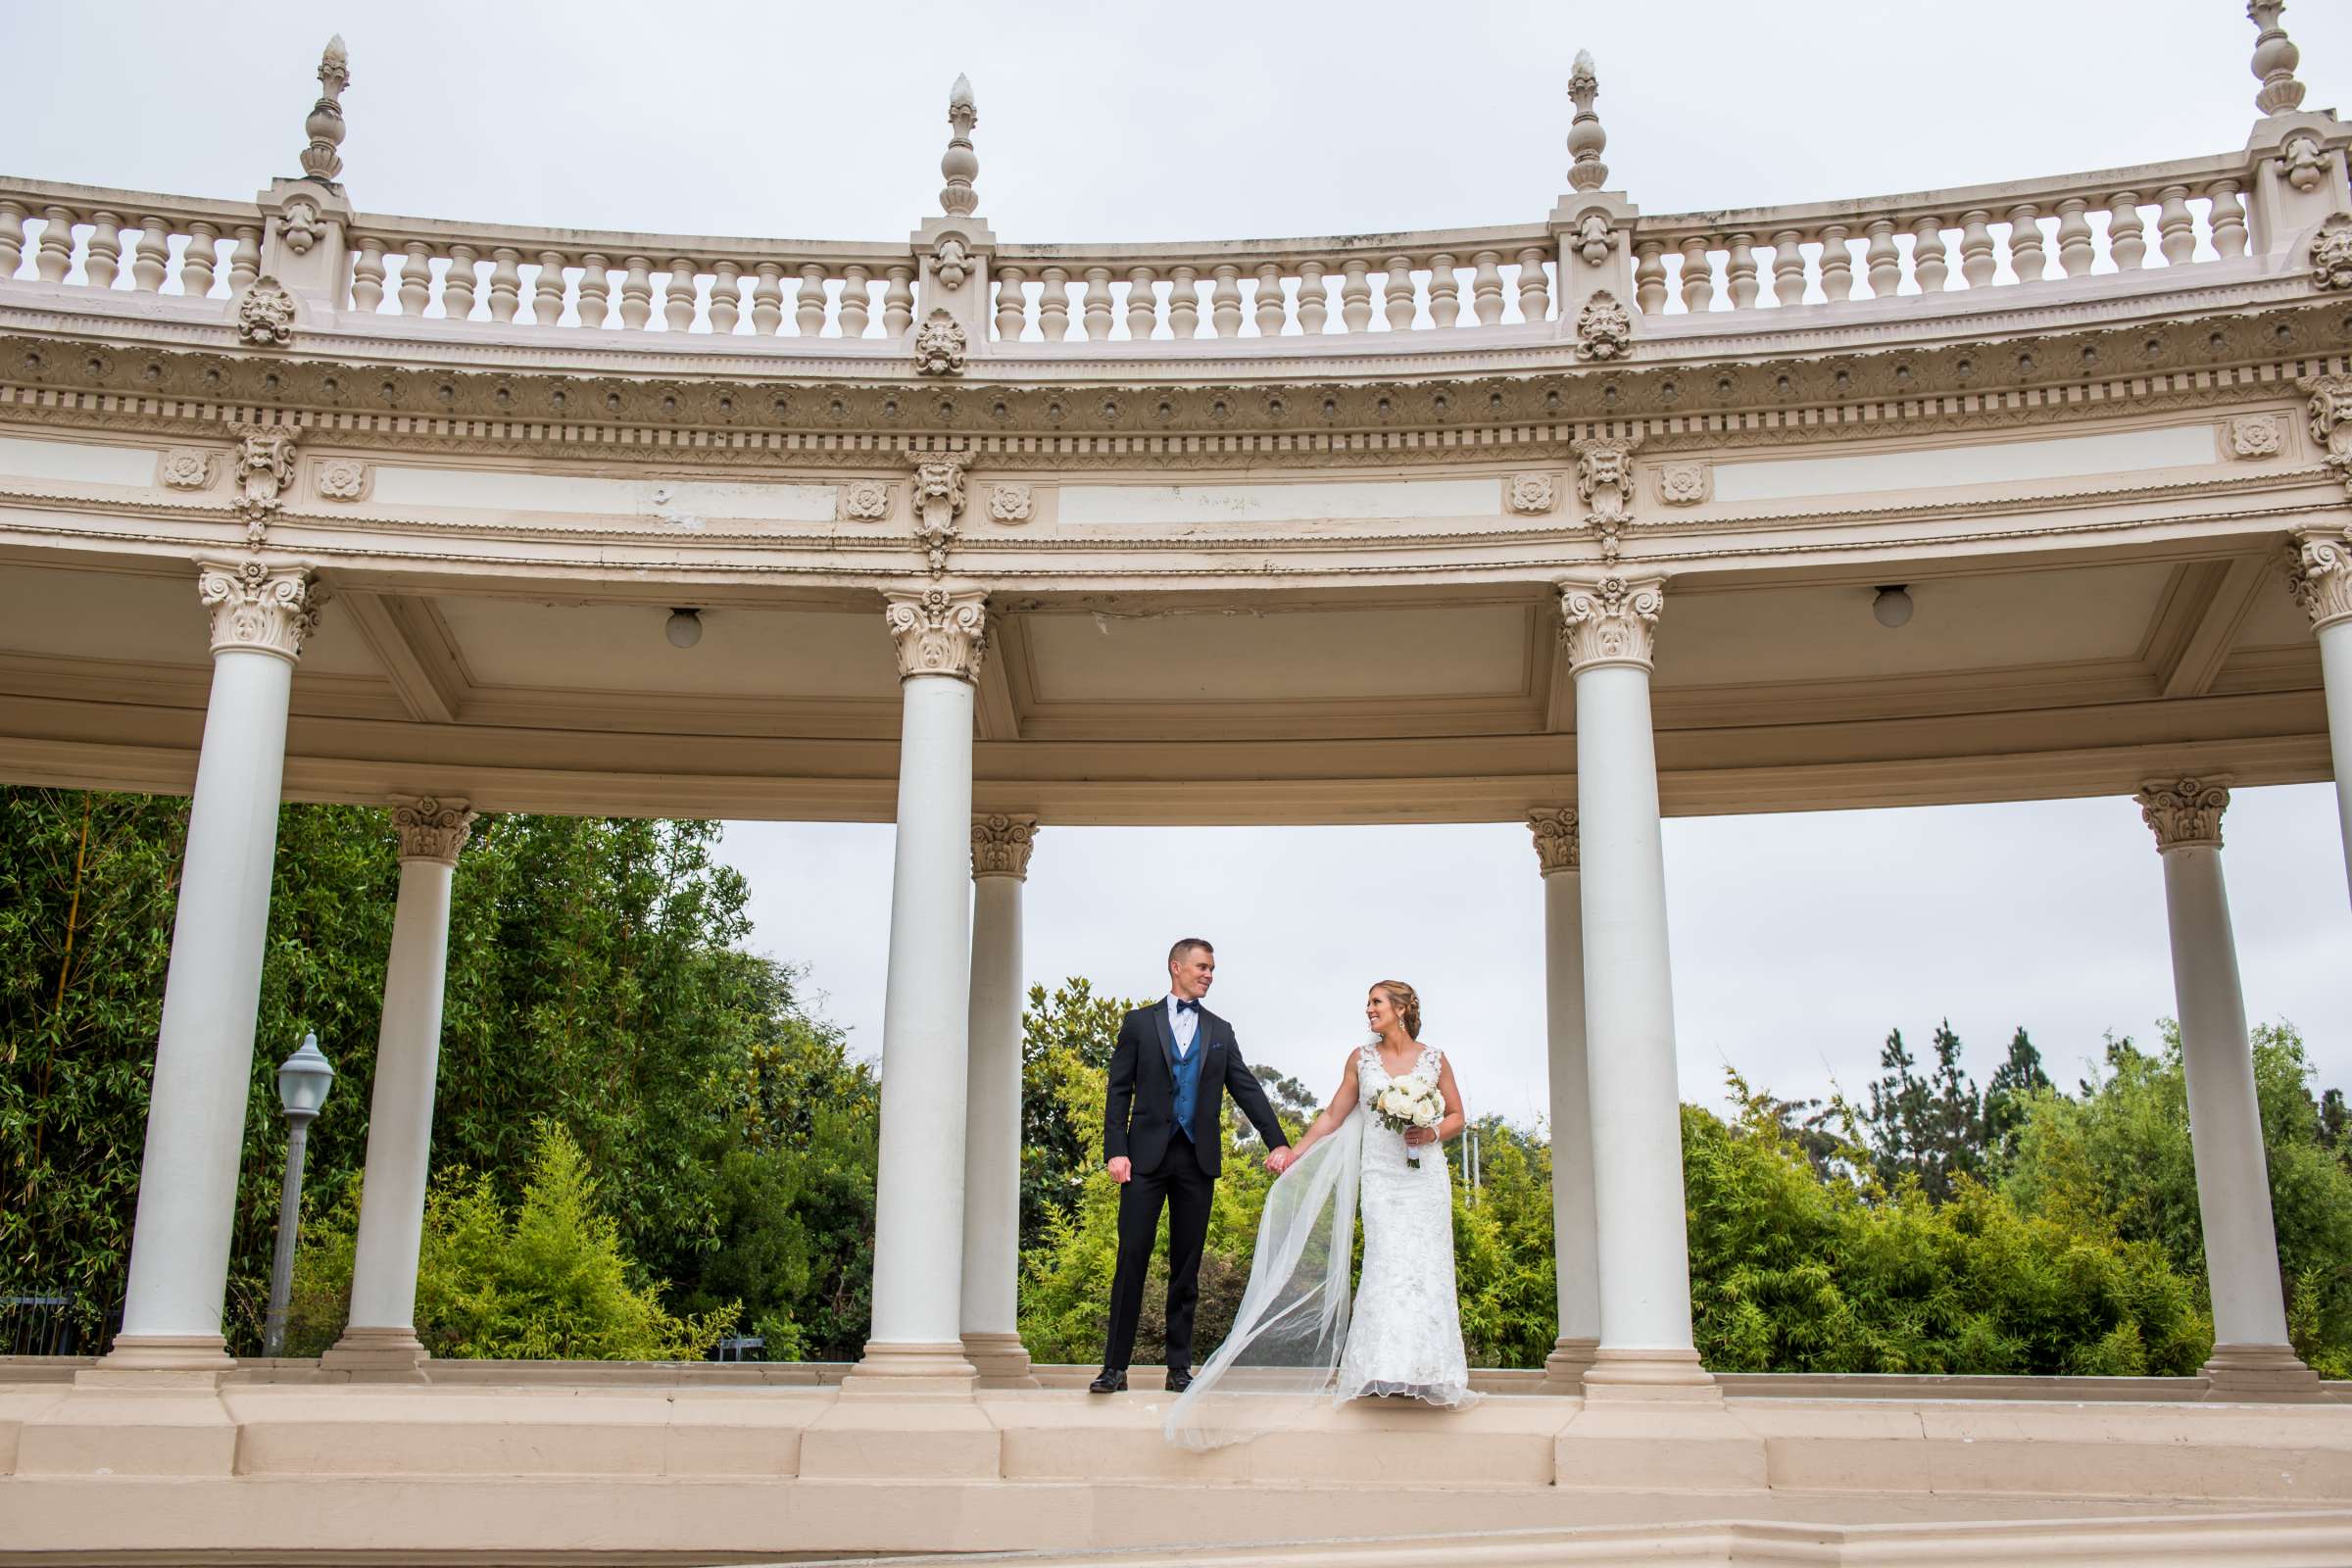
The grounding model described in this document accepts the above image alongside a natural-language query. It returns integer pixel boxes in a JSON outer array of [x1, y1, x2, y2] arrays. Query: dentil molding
[[883, 586, 987, 681], [391, 796, 476, 864], [970, 813, 1039, 879], [1558, 575, 1663, 673], [1527, 807, 1580, 874], [197, 560, 325, 662], [2136, 776, 2230, 852]]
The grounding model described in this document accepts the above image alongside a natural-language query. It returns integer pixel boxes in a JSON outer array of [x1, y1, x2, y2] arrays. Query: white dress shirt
[[1165, 994, 1201, 1057]]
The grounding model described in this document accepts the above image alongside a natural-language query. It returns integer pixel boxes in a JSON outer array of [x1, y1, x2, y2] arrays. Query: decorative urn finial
[[941, 74, 979, 217], [2248, 2, 2307, 117], [1566, 49, 1608, 192], [300, 34, 351, 183]]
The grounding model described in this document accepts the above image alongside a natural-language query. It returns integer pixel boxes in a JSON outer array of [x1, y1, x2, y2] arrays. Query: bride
[[1164, 978, 1480, 1448]]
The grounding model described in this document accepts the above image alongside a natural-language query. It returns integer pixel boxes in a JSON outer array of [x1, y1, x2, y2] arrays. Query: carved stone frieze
[[987, 482, 1032, 523], [235, 278, 298, 348], [841, 479, 892, 520], [1655, 460, 1711, 506], [2225, 413, 2283, 460], [1573, 434, 1639, 563], [2287, 527, 2352, 632], [910, 452, 970, 574], [316, 457, 368, 500], [159, 449, 216, 491], [1574, 289, 1630, 361], [197, 560, 325, 662], [914, 309, 967, 377], [1527, 807, 1580, 874], [1506, 471, 1556, 515], [1558, 575, 1662, 673], [232, 422, 298, 544], [2136, 776, 2230, 852], [2313, 218, 2352, 292], [971, 813, 1038, 878], [883, 586, 987, 682], [391, 797, 476, 864]]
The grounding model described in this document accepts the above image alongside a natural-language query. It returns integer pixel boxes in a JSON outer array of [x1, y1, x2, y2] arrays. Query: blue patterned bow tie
[[1173, 998, 1200, 1014]]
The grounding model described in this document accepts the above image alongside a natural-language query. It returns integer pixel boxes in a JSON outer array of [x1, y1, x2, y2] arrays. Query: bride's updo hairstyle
[[1370, 979, 1422, 1040]]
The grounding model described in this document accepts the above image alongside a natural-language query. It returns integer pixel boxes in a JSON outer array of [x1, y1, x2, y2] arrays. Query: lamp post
[[262, 1032, 334, 1358]]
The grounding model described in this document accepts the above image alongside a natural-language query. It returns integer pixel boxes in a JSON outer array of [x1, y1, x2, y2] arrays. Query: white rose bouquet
[[1371, 1078, 1446, 1167]]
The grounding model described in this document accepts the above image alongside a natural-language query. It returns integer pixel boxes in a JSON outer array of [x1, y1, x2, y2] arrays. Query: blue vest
[[1169, 1027, 1205, 1142]]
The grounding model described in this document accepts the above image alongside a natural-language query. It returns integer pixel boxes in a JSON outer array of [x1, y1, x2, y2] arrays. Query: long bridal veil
[[1162, 1111, 1362, 1450]]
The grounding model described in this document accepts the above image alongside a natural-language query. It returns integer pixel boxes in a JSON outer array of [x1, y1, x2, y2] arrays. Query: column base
[[74, 1334, 233, 1390], [319, 1325, 431, 1383], [2202, 1343, 2334, 1403], [838, 1339, 980, 1396], [960, 1330, 1040, 1389], [1542, 1336, 1599, 1396], [1579, 1346, 1721, 1402]]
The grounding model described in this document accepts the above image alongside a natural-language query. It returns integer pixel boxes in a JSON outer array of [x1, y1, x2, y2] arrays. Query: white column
[[2288, 526, 2352, 906], [849, 588, 987, 1390], [105, 563, 323, 1371], [322, 798, 474, 1381], [1531, 808, 1601, 1395], [960, 814, 1037, 1387], [2135, 780, 2325, 1400], [1559, 578, 1712, 1396]]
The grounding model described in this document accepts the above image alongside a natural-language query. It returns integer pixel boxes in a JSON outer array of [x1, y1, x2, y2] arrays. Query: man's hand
[[1106, 1156, 1133, 1184], [1264, 1146, 1296, 1175]]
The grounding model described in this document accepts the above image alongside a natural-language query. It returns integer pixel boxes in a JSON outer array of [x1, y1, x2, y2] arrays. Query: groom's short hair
[[1168, 937, 1214, 966]]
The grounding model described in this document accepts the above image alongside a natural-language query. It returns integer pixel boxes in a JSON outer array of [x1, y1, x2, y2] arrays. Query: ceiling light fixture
[[1872, 585, 1914, 629], [664, 608, 704, 649]]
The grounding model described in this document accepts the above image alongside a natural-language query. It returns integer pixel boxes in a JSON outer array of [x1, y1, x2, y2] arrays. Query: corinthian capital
[[1527, 807, 1580, 874], [1558, 575, 1663, 673], [884, 586, 988, 681], [391, 797, 476, 864], [971, 813, 1039, 879], [2287, 527, 2352, 632], [197, 560, 326, 662], [2136, 776, 2230, 853]]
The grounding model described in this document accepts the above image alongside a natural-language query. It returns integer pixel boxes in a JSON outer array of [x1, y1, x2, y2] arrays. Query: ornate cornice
[[1559, 575, 1663, 674], [390, 796, 475, 864], [196, 559, 325, 662], [970, 813, 1038, 879], [2136, 775, 2230, 852], [883, 586, 987, 681], [2286, 526, 2352, 632], [1528, 807, 1580, 874]]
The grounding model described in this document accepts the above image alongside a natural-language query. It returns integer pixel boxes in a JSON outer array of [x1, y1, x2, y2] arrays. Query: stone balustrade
[[0, 182, 266, 302]]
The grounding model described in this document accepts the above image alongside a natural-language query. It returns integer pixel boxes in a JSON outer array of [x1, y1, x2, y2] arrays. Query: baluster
[[882, 264, 913, 335], [2107, 192, 2146, 270], [443, 244, 479, 319], [2155, 185, 2194, 266], [661, 258, 696, 330], [398, 240, 432, 317], [1515, 245, 1550, 320], [1380, 254, 1415, 330], [227, 225, 261, 293], [85, 212, 122, 289], [1818, 224, 1852, 301], [1474, 249, 1509, 322], [2054, 199, 2094, 275], [847, 267, 884, 338], [1863, 220, 1899, 297], [532, 250, 568, 325], [578, 253, 613, 327], [1725, 233, 1758, 309], [1084, 266, 1115, 339], [1678, 236, 1711, 312], [1426, 253, 1459, 328], [994, 265, 1027, 339], [796, 264, 828, 335], [1767, 229, 1805, 307], [1167, 265, 1199, 337], [1296, 260, 1328, 334], [1908, 218, 1947, 292], [1957, 210, 1994, 287], [35, 206, 77, 283], [618, 255, 655, 329], [1340, 259, 1372, 331], [348, 236, 382, 312], [487, 247, 523, 322], [1039, 266, 1070, 340], [751, 262, 784, 334], [2005, 205, 2044, 283], [1126, 266, 1158, 339], [1255, 262, 1286, 335], [2207, 180, 2248, 259], [1209, 264, 1243, 336], [710, 260, 743, 333], [184, 220, 221, 298], [131, 217, 170, 292], [0, 200, 24, 279], [1632, 240, 1665, 314]]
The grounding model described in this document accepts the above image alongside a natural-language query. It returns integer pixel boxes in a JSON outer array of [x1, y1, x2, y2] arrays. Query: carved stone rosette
[[884, 587, 988, 682], [2287, 527, 2352, 632], [1507, 471, 1557, 515], [391, 796, 476, 864], [1558, 576, 1663, 673], [1655, 461, 1711, 506], [841, 480, 892, 521], [2136, 776, 2230, 852], [197, 560, 325, 662], [1527, 807, 1580, 874], [988, 483, 1033, 523], [2226, 413, 2283, 460], [970, 813, 1039, 879]]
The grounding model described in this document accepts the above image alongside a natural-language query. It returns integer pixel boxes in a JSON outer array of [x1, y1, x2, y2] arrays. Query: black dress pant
[[1102, 1135, 1213, 1371]]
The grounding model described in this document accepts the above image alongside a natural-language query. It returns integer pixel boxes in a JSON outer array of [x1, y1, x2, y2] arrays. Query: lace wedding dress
[[1336, 1042, 1478, 1407]]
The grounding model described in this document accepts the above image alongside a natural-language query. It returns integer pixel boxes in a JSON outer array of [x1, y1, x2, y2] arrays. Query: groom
[[1092, 938, 1295, 1394]]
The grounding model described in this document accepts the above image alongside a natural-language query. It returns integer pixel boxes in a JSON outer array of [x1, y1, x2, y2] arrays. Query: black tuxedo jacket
[[1102, 1001, 1291, 1177]]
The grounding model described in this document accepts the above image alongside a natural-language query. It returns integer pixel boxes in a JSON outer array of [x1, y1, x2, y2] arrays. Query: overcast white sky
[[12, 0, 2348, 1124]]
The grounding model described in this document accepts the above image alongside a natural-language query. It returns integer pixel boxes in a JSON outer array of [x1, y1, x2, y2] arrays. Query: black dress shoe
[[1164, 1367, 1194, 1394], [1089, 1368, 1128, 1394]]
